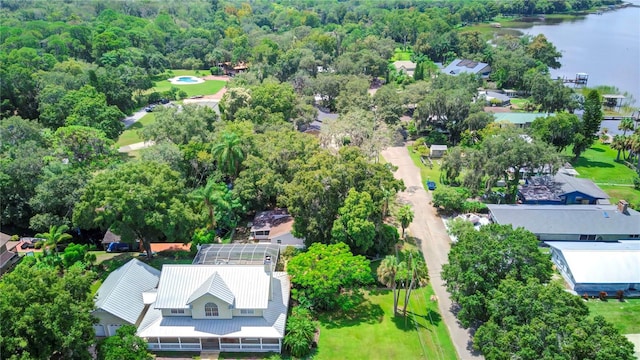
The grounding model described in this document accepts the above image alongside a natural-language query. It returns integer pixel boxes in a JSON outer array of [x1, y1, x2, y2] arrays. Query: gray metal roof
[[187, 272, 235, 305], [154, 265, 270, 310], [94, 258, 161, 324], [488, 204, 640, 235], [193, 243, 279, 265], [430, 144, 448, 151], [138, 272, 290, 339], [547, 241, 640, 283], [442, 59, 490, 76]]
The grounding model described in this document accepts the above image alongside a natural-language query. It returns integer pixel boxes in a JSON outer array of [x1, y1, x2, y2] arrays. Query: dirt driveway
[[382, 146, 483, 360]]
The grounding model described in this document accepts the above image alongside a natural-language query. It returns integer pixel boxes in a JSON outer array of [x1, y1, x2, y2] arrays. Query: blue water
[[518, 4, 640, 106], [176, 76, 199, 83]]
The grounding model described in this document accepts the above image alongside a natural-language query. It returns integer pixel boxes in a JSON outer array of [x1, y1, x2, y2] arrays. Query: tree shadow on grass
[[319, 301, 385, 329], [590, 147, 606, 153], [127, 121, 144, 131], [407, 308, 442, 327], [574, 158, 615, 168]]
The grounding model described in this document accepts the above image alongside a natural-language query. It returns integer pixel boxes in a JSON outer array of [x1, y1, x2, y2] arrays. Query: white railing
[[147, 343, 201, 350]]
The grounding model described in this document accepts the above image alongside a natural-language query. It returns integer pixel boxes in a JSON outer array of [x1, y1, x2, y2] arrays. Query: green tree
[[35, 224, 73, 256], [432, 186, 467, 213], [611, 134, 626, 162], [73, 161, 200, 258], [140, 104, 217, 145], [331, 188, 376, 255], [574, 89, 603, 160], [441, 224, 553, 327], [0, 261, 96, 360], [212, 131, 246, 179], [61, 243, 96, 269], [190, 178, 242, 233], [29, 165, 89, 232], [396, 204, 414, 239], [53, 125, 117, 167], [98, 325, 153, 360], [399, 250, 429, 316], [474, 278, 635, 360], [531, 113, 580, 152], [526, 34, 562, 69], [377, 255, 400, 314], [288, 243, 373, 312], [283, 307, 317, 358]]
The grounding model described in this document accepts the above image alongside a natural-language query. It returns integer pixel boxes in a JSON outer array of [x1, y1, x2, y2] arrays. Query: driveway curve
[[382, 146, 483, 360]]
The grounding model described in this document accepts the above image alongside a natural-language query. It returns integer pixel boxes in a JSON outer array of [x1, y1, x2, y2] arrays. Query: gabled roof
[[94, 259, 161, 324], [442, 59, 490, 76], [187, 272, 235, 305], [154, 265, 270, 310], [488, 204, 640, 236], [138, 272, 290, 339], [547, 241, 640, 283], [430, 144, 448, 151], [553, 172, 609, 199]]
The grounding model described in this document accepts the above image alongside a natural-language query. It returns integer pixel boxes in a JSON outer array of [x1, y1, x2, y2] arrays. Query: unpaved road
[[382, 146, 483, 360]]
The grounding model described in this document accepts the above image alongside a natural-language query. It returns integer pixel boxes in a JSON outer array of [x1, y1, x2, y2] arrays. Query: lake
[[514, 3, 640, 107]]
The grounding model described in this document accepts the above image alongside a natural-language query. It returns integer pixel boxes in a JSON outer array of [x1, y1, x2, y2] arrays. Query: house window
[[579, 235, 596, 240], [629, 234, 640, 239], [170, 309, 185, 314], [276, 239, 281, 244], [205, 303, 219, 317], [240, 309, 255, 315]]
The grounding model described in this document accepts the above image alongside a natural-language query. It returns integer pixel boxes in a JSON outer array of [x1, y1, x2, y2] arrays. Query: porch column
[[260, 338, 263, 350], [178, 337, 182, 349], [199, 337, 202, 350], [239, 337, 242, 350]]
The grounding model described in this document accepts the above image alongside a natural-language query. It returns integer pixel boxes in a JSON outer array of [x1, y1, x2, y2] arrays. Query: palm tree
[[611, 135, 626, 161], [401, 251, 429, 317], [377, 255, 400, 314], [212, 131, 245, 180], [397, 205, 414, 239], [191, 179, 230, 231], [619, 118, 635, 137], [629, 133, 640, 171], [35, 224, 73, 256]]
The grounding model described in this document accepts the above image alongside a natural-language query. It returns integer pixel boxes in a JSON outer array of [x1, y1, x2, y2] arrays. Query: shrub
[[462, 201, 488, 213], [210, 66, 222, 75], [599, 291, 608, 301], [284, 307, 317, 358], [34, 240, 44, 249], [432, 187, 467, 213], [633, 176, 640, 190]]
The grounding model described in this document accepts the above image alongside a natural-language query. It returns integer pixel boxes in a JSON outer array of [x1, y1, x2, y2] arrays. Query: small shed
[[430, 144, 448, 158]]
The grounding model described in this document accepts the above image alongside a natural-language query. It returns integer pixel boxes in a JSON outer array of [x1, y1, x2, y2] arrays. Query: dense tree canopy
[[288, 242, 373, 311], [0, 261, 96, 360], [442, 224, 553, 327]]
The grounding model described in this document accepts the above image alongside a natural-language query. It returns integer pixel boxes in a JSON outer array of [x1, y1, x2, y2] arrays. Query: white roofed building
[[93, 259, 161, 337], [136, 245, 290, 353], [547, 241, 640, 295]]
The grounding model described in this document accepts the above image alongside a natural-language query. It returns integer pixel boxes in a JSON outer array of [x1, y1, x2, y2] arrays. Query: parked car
[[106, 242, 132, 253], [20, 237, 44, 250], [144, 104, 156, 112], [160, 98, 170, 104], [426, 181, 437, 191]]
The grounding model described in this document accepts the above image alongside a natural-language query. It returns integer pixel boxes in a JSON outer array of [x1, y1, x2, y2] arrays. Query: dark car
[[160, 98, 170, 104], [106, 242, 131, 253], [426, 181, 437, 191]]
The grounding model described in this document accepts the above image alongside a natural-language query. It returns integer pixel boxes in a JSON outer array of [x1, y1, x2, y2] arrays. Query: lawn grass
[[407, 145, 443, 188], [391, 48, 413, 61], [569, 143, 640, 206], [315, 286, 457, 360], [585, 298, 640, 334], [149, 69, 225, 98], [115, 113, 156, 147]]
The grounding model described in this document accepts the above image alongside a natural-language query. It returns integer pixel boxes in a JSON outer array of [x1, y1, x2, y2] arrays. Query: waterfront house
[[442, 59, 491, 77], [518, 171, 610, 205]]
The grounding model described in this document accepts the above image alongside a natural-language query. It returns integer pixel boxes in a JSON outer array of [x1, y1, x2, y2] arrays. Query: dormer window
[[240, 309, 255, 315], [170, 309, 185, 314], [205, 302, 219, 317]]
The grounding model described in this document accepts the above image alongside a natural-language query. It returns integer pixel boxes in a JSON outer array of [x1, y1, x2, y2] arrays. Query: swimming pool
[[168, 76, 204, 85]]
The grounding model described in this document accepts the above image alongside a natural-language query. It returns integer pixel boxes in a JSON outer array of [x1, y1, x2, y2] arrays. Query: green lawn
[[315, 286, 457, 360], [570, 143, 640, 206], [585, 298, 640, 334], [390, 48, 413, 61], [115, 113, 156, 148], [149, 69, 226, 98], [407, 146, 443, 188]]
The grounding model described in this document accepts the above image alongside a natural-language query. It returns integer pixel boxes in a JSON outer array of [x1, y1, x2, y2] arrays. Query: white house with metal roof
[[137, 258, 290, 352], [546, 241, 640, 295], [93, 258, 161, 337], [487, 201, 640, 241]]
